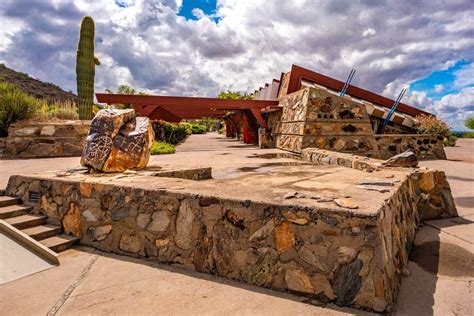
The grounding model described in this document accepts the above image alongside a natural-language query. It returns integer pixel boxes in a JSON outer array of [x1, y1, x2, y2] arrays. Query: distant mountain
[[0, 63, 79, 104]]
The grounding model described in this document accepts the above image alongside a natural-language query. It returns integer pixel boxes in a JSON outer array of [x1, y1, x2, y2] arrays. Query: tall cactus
[[76, 16, 100, 120]]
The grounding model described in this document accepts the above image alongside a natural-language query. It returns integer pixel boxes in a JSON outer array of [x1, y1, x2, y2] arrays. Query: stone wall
[[3, 120, 90, 158], [376, 134, 446, 160], [302, 147, 457, 221], [271, 87, 380, 157], [5, 169, 456, 313]]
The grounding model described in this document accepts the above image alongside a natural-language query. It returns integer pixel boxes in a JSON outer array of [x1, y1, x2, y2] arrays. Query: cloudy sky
[[0, 0, 473, 130]]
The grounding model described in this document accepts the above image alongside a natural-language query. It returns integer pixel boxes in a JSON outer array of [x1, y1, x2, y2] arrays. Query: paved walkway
[[0, 135, 473, 315]]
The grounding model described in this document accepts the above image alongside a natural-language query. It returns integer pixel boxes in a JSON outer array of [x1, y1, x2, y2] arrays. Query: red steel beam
[[284, 65, 432, 117], [96, 93, 278, 109]]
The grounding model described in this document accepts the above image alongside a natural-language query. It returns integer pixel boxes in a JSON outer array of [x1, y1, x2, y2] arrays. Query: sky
[[0, 0, 473, 130]]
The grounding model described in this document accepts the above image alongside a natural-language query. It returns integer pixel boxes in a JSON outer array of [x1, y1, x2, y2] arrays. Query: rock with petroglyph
[[81, 109, 154, 172]]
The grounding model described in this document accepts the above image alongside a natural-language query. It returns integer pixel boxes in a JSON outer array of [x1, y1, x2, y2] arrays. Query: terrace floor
[[0, 134, 473, 315]]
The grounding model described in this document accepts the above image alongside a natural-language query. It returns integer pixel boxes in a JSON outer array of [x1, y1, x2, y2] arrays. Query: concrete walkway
[[0, 134, 473, 315]]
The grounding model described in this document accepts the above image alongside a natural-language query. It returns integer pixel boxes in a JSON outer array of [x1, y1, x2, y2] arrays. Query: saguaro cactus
[[76, 16, 100, 120]]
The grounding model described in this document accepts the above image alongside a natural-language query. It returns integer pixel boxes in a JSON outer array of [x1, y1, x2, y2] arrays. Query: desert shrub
[[415, 114, 456, 147], [152, 120, 188, 144], [191, 123, 207, 134], [465, 116, 474, 130], [179, 122, 193, 135], [48, 100, 79, 119], [150, 141, 176, 155], [463, 132, 474, 138], [218, 127, 225, 134], [0, 82, 41, 136]]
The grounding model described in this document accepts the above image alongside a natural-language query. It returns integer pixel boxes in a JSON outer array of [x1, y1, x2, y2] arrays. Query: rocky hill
[[0, 63, 79, 104]]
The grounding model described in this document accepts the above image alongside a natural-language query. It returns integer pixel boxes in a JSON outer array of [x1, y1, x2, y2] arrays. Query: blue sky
[[0, 0, 473, 130], [178, 0, 218, 21], [410, 60, 473, 100]]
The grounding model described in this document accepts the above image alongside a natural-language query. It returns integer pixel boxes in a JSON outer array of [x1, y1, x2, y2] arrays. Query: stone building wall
[[271, 87, 380, 157], [376, 134, 446, 160], [3, 120, 90, 158]]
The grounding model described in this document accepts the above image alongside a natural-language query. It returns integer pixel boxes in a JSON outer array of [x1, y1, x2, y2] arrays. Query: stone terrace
[[5, 133, 457, 313]]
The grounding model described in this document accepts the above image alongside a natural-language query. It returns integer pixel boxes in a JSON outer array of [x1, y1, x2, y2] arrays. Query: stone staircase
[[0, 192, 78, 253]]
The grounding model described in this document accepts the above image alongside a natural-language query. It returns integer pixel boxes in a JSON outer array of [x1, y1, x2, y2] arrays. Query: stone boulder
[[382, 150, 418, 168], [81, 109, 154, 172]]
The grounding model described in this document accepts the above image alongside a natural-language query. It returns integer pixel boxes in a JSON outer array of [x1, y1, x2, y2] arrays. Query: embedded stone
[[284, 269, 314, 294], [312, 273, 336, 299], [62, 202, 82, 238], [333, 259, 363, 306], [274, 221, 295, 253], [419, 172, 435, 191], [88, 224, 112, 241], [175, 200, 194, 250], [249, 219, 275, 242], [79, 182, 93, 197], [147, 211, 170, 233], [82, 209, 98, 222], [334, 198, 359, 209], [155, 238, 170, 248], [119, 234, 141, 254], [136, 213, 151, 229], [337, 246, 358, 264], [282, 211, 309, 225], [40, 125, 55, 136], [382, 150, 418, 167]]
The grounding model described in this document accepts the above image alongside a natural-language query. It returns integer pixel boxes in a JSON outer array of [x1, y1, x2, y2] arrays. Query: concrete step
[[0, 204, 31, 219], [0, 196, 21, 207], [40, 234, 79, 253], [22, 224, 62, 241], [5, 214, 47, 230]]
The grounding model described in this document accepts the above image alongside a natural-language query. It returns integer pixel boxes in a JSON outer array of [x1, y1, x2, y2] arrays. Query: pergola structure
[[95, 93, 279, 143]]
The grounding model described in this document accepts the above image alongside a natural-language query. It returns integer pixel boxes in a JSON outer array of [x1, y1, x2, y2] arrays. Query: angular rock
[[81, 109, 154, 173], [382, 150, 418, 167], [274, 221, 295, 253], [419, 171, 435, 191], [332, 259, 363, 306], [249, 219, 275, 242], [356, 185, 389, 193], [358, 179, 396, 186], [119, 234, 141, 254], [282, 211, 309, 225], [334, 198, 359, 209], [284, 269, 314, 294], [312, 273, 336, 300], [88, 224, 112, 241], [136, 213, 151, 229], [175, 200, 194, 250], [62, 202, 82, 237], [147, 210, 170, 233]]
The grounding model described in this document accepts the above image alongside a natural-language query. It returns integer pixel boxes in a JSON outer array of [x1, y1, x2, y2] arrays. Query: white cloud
[[0, 0, 473, 128], [434, 84, 444, 93], [453, 62, 474, 89], [362, 28, 376, 37]]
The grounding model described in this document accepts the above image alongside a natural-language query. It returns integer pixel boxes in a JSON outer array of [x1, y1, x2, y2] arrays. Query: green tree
[[217, 90, 253, 100], [465, 116, 474, 130]]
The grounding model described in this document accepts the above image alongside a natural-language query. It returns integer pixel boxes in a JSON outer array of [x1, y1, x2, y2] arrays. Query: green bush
[[191, 123, 207, 134], [0, 83, 42, 136], [152, 120, 188, 144], [463, 132, 474, 138], [179, 122, 193, 135], [218, 127, 225, 134], [150, 141, 176, 155]]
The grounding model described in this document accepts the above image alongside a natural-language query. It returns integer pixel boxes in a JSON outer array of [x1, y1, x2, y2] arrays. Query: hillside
[[0, 63, 79, 104]]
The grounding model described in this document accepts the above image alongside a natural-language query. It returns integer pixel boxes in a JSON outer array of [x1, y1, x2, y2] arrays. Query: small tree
[[465, 116, 474, 130]]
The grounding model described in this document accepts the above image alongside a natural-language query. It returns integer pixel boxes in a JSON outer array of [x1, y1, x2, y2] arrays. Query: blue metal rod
[[383, 88, 406, 126], [339, 69, 356, 96]]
